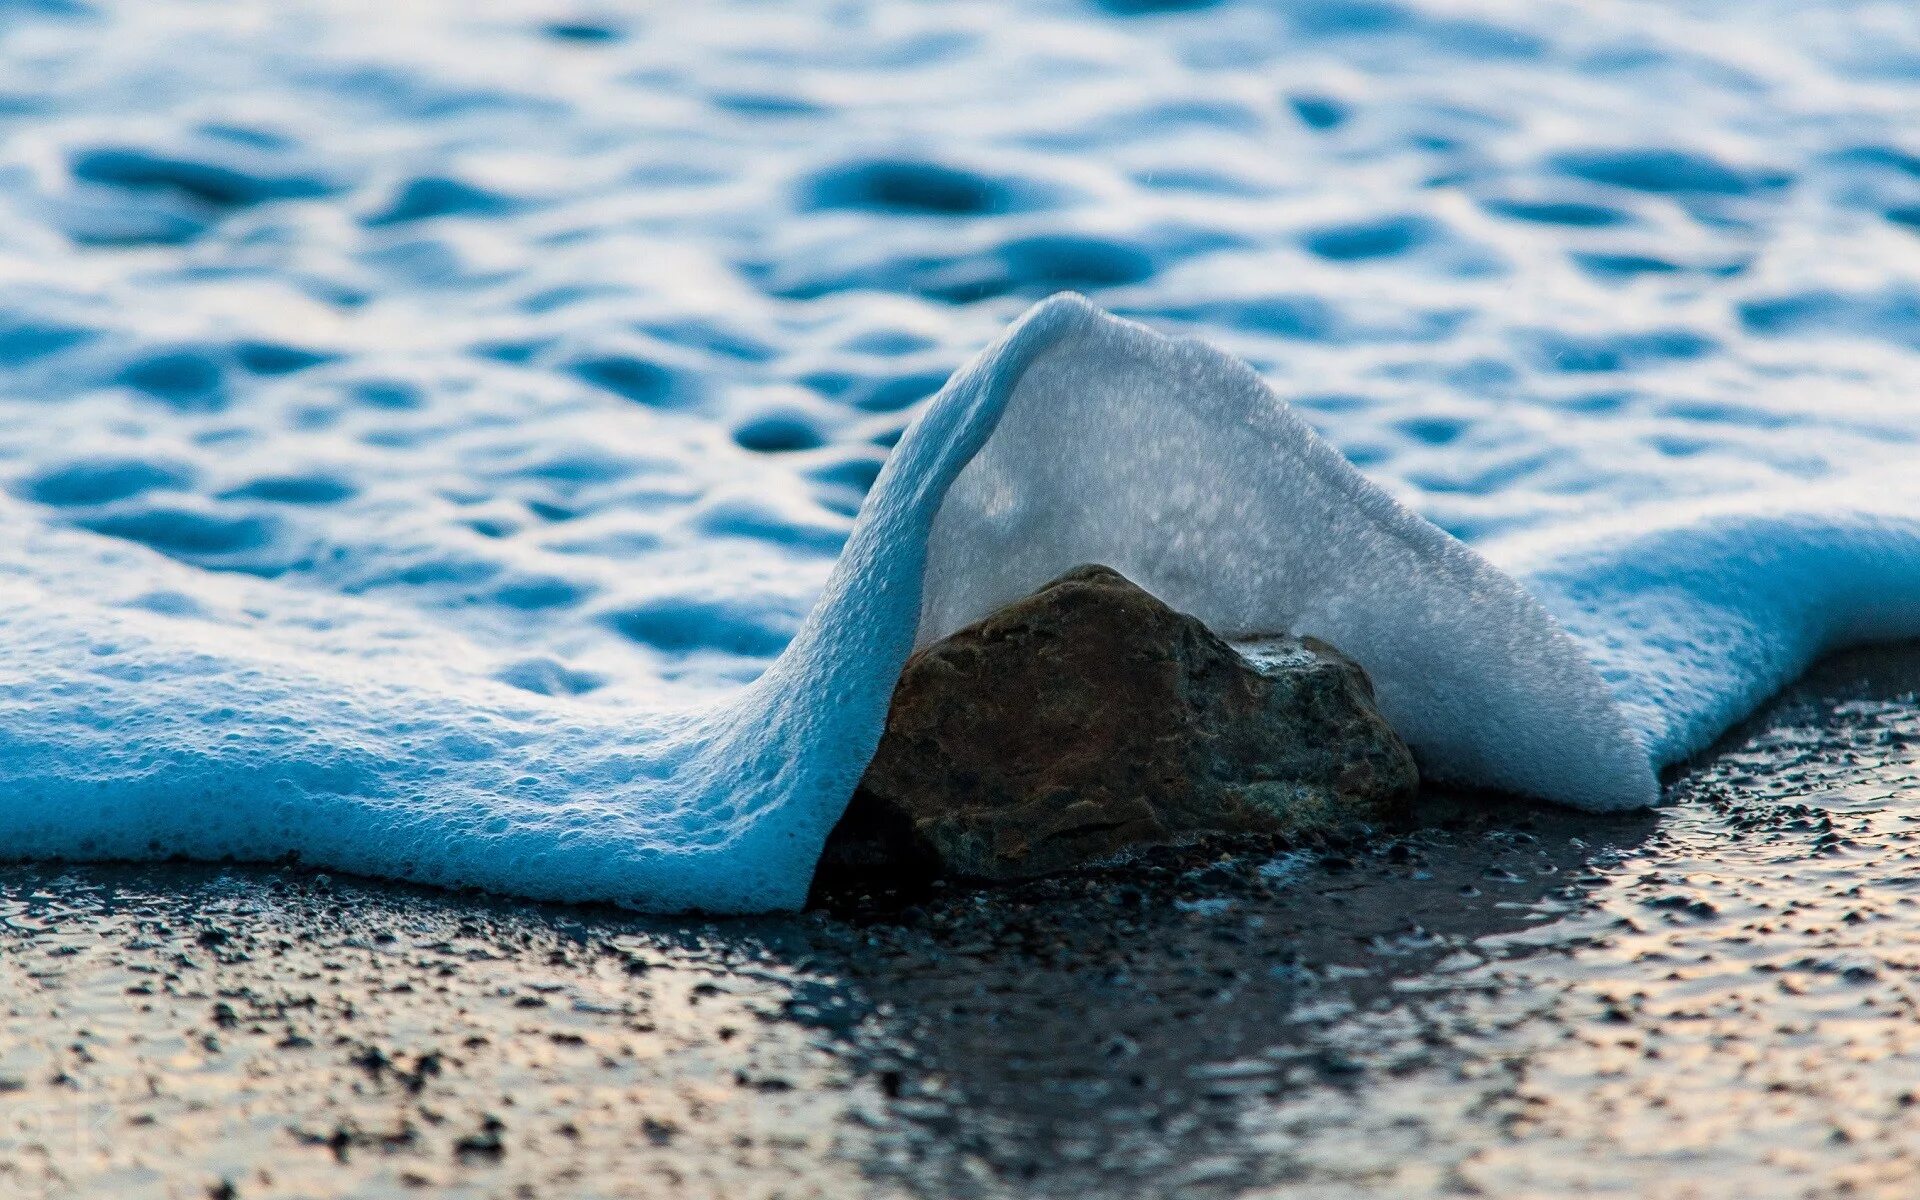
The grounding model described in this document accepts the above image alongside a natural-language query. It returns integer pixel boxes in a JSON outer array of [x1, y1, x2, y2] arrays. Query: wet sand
[[4, 644, 1919, 1199]]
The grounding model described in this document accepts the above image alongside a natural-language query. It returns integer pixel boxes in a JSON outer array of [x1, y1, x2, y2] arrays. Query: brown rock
[[830, 564, 1417, 882]]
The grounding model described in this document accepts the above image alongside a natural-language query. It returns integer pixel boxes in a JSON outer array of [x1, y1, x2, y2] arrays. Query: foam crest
[[0, 298, 1679, 912], [914, 300, 1656, 809]]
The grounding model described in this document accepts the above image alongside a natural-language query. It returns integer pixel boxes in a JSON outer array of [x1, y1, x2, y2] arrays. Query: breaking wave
[[7, 297, 1918, 911], [6, 0, 1920, 911]]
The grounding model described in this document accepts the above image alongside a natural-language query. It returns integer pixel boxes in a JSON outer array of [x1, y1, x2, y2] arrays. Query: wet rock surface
[[832, 565, 1417, 882], [2, 643, 1920, 1199]]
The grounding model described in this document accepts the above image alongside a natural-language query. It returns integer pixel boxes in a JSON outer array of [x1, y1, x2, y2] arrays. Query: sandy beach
[[4, 641, 1916, 1199]]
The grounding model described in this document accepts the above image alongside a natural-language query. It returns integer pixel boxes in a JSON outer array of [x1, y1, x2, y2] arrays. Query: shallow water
[[7, 0, 1918, 663], [4, 0, 1920, 905]]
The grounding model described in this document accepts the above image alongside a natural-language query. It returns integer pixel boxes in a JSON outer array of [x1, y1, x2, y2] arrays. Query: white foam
[[5, 0, 1920, 914], [1491, 476, 1920, 768], [1, 297, 1782, 912], [9, 294, 1920, 912], [914, 299, 1655, 809]]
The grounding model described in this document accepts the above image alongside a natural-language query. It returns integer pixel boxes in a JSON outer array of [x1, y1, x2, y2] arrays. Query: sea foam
[[8, 296, 1913, 911], [6, 0, 1920, 912]]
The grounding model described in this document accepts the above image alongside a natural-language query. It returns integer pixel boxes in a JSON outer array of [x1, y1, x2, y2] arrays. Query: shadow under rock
[[804, 792, 1657, 1197], [812, 639, 1920, 1198]]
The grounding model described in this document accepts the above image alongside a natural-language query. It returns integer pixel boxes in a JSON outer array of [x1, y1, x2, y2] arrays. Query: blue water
[[2, 0, 1919, 910]]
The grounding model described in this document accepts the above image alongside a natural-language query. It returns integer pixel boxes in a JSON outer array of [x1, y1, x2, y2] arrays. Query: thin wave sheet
[[5, 296, 1916, 911], [1492, 478, 1920, 769]]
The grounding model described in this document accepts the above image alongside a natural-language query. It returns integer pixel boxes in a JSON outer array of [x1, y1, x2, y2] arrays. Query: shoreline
[[3, 641, 1917, 1198]]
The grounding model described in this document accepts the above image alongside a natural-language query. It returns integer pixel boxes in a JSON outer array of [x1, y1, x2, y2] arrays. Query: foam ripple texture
[[1492, 477, 1920, 770], [2, 0, 1918, 909]]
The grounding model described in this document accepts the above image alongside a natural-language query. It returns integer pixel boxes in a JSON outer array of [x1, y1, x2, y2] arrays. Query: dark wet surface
[[5, 643, 1920, 1198]]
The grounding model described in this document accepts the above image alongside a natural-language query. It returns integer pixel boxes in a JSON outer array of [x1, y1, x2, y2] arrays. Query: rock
[[828, 564, 1417, 883]]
